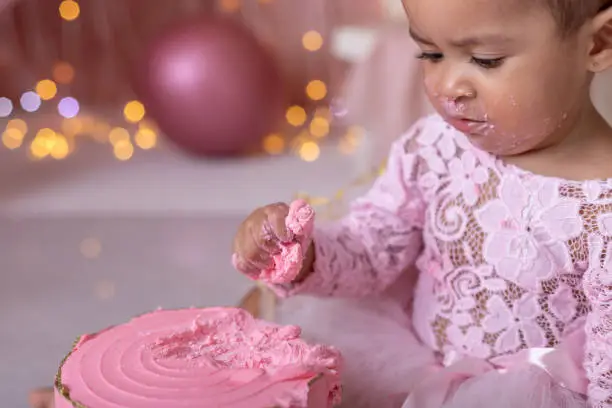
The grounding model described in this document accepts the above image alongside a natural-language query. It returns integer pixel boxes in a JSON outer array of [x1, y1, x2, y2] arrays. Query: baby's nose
[[441, 85, 477, 102], [434, 67, 477, 102]]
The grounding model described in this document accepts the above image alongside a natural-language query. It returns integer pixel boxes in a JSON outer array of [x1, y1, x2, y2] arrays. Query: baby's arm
[[583, 236, 612, 407], [271, 120, 428, 298]]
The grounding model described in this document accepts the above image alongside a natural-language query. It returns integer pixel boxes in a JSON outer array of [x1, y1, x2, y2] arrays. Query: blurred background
[[1, 0, 611, 406]]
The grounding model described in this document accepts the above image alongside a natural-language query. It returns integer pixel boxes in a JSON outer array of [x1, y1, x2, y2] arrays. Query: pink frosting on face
[[260, 200, 315, 284], [55, 308, 341, 408]]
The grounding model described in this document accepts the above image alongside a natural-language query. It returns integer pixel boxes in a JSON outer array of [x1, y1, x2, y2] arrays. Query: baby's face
[[403, 0, 594, 156]]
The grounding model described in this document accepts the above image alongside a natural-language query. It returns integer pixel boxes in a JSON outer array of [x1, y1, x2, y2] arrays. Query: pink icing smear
[[260, 200, 315, 284], [55, 307, 341, 408]]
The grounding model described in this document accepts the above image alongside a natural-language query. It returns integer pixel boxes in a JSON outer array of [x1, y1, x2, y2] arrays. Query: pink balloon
[[133, 17, 285, 156]]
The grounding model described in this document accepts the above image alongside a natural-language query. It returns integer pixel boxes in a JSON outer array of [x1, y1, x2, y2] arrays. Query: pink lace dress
[[270, 115, 612, 408]]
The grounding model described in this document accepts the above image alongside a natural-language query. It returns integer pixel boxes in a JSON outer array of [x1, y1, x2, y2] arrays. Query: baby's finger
[[238, 229, 274, 270], [232, 253, 260, 280], [248, 250, 274, 270], [253, 220, 281, 255], [265, 203, 292, 242]]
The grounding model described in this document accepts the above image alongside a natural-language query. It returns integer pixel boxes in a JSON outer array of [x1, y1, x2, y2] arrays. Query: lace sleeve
[[583, 235, 612, 407], [271, 119, 430, 298]]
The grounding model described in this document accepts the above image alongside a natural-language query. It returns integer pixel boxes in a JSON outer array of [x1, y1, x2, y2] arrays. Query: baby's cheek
[[423, 73, 442, 101], [489, 104, 567, 154]]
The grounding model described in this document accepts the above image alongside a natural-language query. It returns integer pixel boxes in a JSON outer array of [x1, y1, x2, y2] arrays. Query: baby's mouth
[[446, 116, 488, 134]]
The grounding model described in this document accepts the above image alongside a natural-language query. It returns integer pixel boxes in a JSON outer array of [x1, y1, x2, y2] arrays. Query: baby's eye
[[471, 56, 505, 69], [416, 52, 444, 63]]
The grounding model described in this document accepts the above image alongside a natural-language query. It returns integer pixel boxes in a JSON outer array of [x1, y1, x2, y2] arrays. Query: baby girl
[[234, 0, 612, 407]]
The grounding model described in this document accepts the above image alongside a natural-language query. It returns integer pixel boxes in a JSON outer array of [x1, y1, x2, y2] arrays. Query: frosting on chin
[[260, 200, 315, 284], [55, 308, 342, 408]]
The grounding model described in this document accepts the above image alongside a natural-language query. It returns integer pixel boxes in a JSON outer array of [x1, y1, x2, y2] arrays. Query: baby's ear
[[588, 7, 612, 72]]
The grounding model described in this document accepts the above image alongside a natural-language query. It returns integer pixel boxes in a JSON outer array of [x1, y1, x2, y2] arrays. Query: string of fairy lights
[[0, 0, 365, 162]]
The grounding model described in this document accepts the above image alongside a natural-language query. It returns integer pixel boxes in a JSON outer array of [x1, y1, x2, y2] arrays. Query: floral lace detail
[[276, 114, 612, 406], [274, 123, 427, 298], [583, 237, 612, 407]]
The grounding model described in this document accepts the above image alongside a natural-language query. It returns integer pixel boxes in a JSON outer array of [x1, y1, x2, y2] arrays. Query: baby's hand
[[232, 201, 315, 283], [233, 203, 294, 279]]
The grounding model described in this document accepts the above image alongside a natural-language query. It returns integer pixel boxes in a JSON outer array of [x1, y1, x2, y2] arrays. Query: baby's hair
[[544, 0, 610, 34]]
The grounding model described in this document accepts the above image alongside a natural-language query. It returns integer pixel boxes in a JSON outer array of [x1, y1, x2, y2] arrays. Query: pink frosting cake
[[54, 307, 342, 408]]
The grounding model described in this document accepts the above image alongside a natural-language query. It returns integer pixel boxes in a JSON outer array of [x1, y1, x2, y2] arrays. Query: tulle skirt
[[276, 295, 588, 408]]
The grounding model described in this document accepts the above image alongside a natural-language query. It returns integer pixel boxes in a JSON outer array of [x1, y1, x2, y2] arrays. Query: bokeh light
[[338, 126, 365, 155], [109, 127, 130, 145], [309, 117, 330, 138], [219, 0, 240, 12], [20, 91, 42, 112], [58, 97, 80, 118], [30, 128, 57, 159], [134, 127, 157, 149], [35, 79, 58, 100], [53, 61, 75, 84], [91, 120, 111, 142], [2, 128, 24, 150], [113, 140, 134, 161], [0, 97, 13, 117], [285, 105, 307, 127], [94, 280, 116, 300], [306, 80, 327, 101], [50, 133, 70, 159], [7, 119, 28, 134], [302, 31, 323, 52], [59, 0, 80, 21], [80, 237, 102, 259], [298, 141, 320, 162], [262, 133, 285, 154], [123, 100, 146, 123], [61, 117, 83, 136]]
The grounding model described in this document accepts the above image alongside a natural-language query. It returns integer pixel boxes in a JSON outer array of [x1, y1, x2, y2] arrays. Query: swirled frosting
[[55, 308, 342, 408]]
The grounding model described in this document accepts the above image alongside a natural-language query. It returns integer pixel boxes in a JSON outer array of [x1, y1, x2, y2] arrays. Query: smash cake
[[54, 307, 342, 408]]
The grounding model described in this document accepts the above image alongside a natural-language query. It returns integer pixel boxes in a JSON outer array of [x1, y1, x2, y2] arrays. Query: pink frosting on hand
[[55, 308, 342, 408], [259, 200, 315, 284]]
